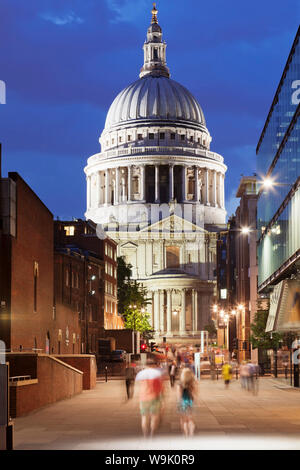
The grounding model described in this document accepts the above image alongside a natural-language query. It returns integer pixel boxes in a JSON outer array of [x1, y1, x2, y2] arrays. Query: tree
[[124, 306, 153, 336], [204, 319, 217, 338], [117, 257, 152, 338], [250, 310, 283, 350], [117, 256, 133, 315]]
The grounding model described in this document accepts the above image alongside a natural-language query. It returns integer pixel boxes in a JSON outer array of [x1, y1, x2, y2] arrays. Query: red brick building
[[54, 220, 123, 355], [0, 167, 123, 358], [0, 172, 54, 352]]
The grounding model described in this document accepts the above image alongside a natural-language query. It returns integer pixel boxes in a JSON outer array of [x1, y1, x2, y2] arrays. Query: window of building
[[112, 138, 114, 145], [133, 177, 139, 193], [64, 226, 75, 236], [220, 288, 227, 300], [166, 246, 180, 268], [138, 134, 143, 141], [128, 135, 131, 142], [170, 133, 176, 140], [119, 136, 122, 143], [160, 133, 165, 140], [181, 135, 185, 141], [190, 136, 194, 142], [149, 133, 155, 140]]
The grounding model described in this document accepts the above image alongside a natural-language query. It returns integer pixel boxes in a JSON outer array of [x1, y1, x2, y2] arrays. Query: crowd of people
[[124, 348, 260, 438]]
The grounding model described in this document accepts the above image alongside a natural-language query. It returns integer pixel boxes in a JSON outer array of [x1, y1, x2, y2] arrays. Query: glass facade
[[257, 35, 300, 177], [258, 186, 300, 286], [257, 29, 300, 288]]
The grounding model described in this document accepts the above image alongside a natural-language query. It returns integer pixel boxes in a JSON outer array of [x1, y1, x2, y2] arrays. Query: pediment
[[120, 241, 138, 249], [140, 214, 207, 234]]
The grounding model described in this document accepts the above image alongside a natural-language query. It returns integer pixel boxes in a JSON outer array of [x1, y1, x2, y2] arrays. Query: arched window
[[166, 246, 180, 268]]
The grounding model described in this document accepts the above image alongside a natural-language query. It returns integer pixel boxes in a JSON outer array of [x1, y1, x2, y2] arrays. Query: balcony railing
[[88, 146, 224, 165]]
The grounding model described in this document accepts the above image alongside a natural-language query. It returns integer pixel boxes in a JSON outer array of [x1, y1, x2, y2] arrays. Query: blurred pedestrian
[[222, 362, 232, 388], [240, 361, 250, 390], [177, 367, 197, 436], [135, 360, 164, 438], [170, 361, 177, 387], [248, 361, 259, 395], [125, 362, 136, 400]]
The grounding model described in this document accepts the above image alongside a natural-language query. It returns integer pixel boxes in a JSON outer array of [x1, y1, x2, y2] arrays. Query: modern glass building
[[257, 26, 300, 292]]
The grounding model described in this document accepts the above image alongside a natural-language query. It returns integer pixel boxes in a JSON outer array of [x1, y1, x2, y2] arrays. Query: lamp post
[[213, 304, 237, 356], [84, 261, 97, 354]]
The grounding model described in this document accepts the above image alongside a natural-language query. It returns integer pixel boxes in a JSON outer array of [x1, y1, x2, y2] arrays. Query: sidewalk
[[13, 377, 300, 450]]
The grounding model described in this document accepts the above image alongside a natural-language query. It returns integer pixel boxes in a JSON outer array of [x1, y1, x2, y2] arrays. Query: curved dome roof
[[104, 75, 206, 130]]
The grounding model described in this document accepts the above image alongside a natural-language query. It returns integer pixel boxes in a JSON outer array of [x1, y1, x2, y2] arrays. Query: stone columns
[[115, 167, 119, 205], [195, 166, 200, 202], [105, 170, 110, 205], [167, 289, 172, 334], [96, 172, 101, 206], [87, 176, 91, 209], [169, 165, 174, 201], [192, 289, 198, 332], [141, 165, 146, 202], [155, 165, 160, 203], [218, 172, 222, 208], [159, 290, 164, 332], [180, 289, 186, 334], [154, 291, 160, 333], [213, 170, 217, 207], [205, 169, 210, 205], [127, 166, 132, 202], [222, 174, 225, 209], [182, 166, 187, 202]]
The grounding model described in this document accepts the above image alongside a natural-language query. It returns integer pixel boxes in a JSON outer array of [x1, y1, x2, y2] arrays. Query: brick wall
[[9, 173, 54, 352], [55, 355, 97, 390], [9, 355, 83, 417]]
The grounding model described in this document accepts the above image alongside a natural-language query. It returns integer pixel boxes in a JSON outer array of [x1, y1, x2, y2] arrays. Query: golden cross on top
[[151, 2, 158, 24]]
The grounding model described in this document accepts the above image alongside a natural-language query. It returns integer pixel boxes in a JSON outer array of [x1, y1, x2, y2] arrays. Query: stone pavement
[[13, 376, 300, 450]]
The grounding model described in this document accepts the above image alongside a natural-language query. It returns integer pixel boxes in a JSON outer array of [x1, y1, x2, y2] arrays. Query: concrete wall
[[9, 355, 83, 418]]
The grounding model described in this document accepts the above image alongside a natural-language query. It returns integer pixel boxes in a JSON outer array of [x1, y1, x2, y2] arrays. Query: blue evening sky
[[0, 0, 299, 220]]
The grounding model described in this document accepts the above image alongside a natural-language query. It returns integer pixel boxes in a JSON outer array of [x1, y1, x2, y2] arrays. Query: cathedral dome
[[104, 75, 206, 131]]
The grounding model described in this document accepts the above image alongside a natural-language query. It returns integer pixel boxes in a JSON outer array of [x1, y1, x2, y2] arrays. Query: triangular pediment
[[140, 214, 207, 234], [120, 241, 139, 249]]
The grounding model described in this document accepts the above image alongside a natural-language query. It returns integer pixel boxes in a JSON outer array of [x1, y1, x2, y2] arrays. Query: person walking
[[177, 367, 197, 437], [125, 362, 136, 400], [239, 361, 249, 390], [222, 362, 233, 389], [135, 360, 164, 438], [169, 361, 177, 387]]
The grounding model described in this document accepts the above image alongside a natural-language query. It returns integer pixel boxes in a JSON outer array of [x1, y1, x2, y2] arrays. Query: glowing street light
[[263, 177, 273, 188]]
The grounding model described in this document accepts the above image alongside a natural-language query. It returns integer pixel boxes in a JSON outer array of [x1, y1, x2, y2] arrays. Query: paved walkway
[[13, 377, 300, 450]]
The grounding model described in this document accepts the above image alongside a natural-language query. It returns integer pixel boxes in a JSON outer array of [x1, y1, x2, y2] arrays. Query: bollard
[[216, 368, 219, 380], [105, 366, 108, 383], [285, 367, 288, 380], [236, 368, 238, 380]]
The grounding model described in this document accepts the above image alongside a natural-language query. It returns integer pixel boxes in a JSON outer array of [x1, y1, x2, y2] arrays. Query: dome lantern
[[140, 3, 170, 79]]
